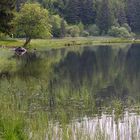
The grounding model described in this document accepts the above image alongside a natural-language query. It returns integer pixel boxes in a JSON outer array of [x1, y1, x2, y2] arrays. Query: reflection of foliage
[[1, 44, 140, 139], [112, 99, 124, 121], [125, 44, 140, 78], [0, 50, 16, 76]]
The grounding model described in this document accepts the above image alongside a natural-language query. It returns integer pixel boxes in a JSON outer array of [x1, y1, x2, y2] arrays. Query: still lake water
[[1, 43, 140, 139]]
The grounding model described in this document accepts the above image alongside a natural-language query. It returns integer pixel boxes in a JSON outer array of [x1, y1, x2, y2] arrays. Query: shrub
[[86, 24, 100, 36], [66, 25, 80, 37], [108, 26, 132, 38], [50, 15, 67, 38], [0, 32, 9, 40], [78, 22, 84, 35], [122, 23, 132, 33], [50, 15, 62, 37], [82, 31, 89, 37]]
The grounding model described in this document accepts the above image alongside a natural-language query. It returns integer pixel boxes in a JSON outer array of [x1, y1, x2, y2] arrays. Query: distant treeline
[[16, 0, 140, 33]]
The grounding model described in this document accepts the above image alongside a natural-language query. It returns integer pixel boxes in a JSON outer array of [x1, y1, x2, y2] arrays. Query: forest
[[0, 0, 140, 40]]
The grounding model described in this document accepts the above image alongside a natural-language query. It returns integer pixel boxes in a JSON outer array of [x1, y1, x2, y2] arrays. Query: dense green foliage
[[24, 0, 140, 35], [1, 0, 140, 40], [11, 0, 140, 37], [14, 3, 51, 46], [108, 26, 132, 38], [0, 0, 16, 35], [96, 0, 113, 34], [127, 0, 140, 33]]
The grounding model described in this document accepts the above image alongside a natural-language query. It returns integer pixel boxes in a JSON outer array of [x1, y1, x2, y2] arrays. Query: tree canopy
[[15, 3, 51, 47], [0, 0, 16, 35], [1, 0, 140, 40]]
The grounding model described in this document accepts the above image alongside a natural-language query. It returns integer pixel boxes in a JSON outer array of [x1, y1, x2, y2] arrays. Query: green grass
[[0, 37, 140, 49], [0, 39, 23, 47]]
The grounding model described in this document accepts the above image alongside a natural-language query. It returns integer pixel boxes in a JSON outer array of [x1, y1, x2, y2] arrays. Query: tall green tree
[[0, 0, 16, 35], [60, 19, 66, 38], [96, 0, 113, 34], [127, 0, 140, 33], [15, 3, 51, 47], [65, 0, 81, 24], [50, 14, 62, 37], [117, 5, 127, 25], [28, 0, 57, 13], [16, 0, 27, 11], [80, 0, 96, 25], [110, 0, 126, 25], [64, 0, 96, 25], [53, 0, 67, 15]]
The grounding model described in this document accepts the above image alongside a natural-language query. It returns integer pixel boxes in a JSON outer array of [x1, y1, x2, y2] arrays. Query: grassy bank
[[0, 37, 140, 49]]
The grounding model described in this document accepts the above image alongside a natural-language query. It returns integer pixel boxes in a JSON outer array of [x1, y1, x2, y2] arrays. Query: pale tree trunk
[[23, 37, 31, 48]]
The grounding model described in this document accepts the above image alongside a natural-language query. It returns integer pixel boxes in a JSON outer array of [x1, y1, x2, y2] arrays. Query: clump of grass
[[0, 115, 28, 140]]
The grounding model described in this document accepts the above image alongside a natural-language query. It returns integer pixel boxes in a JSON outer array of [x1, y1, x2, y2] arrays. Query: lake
[[0, 43, 140, 140]]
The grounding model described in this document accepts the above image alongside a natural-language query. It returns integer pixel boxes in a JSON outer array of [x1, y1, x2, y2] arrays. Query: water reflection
[[1, 44, 140, 109], [69, 111, 140, 140], [1, 44, 140, 139], [47, 111, 140, 140]]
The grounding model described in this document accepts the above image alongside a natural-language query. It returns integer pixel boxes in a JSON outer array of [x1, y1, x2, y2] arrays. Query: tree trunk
[[23, 37, 31, 48]]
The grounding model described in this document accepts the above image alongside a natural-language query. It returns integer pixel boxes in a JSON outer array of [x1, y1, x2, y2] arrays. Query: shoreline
[[0, 37, 140, 49]]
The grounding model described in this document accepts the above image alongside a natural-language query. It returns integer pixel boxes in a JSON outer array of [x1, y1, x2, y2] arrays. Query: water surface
[[0, 43, 140, 139]]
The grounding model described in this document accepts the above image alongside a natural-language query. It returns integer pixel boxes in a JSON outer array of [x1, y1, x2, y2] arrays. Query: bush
[[82, 31, 89, 37], [50, 15, 62, 37], [122, 23, 132, 33], [86, 24, 100, 36], [66, 25, 80, 37], [50, 15, 67, 38], [0, 32, 9, 40], [108, 26, 132, 38], [78, 22, 84, 35]]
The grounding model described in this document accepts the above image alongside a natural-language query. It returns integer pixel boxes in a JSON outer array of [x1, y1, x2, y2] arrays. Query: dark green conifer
[[0, 0, 16, 34]]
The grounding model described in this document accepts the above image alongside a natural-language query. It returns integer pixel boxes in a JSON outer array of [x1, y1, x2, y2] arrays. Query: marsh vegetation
[[0, 44, 140, 139]]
